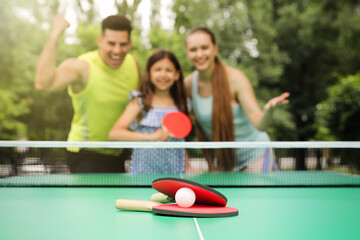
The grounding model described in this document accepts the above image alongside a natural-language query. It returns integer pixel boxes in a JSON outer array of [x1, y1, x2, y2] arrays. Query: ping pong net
[[0, 141, 359, 187]]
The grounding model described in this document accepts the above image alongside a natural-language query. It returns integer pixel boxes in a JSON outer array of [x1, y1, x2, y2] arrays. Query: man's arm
[[35, 15, 84, 92]]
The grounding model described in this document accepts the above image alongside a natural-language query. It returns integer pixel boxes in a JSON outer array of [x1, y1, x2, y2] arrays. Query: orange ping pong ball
[[175, 187, 196, 208]]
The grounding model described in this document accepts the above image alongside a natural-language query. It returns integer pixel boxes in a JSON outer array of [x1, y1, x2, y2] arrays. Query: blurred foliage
[[315, 73, 360, 141], [0, 0, 359, 141], [314, 73, 360, 170], [274, 1, 360, 140], [0, 90, 29, 140], [148, 26, 189, 74]]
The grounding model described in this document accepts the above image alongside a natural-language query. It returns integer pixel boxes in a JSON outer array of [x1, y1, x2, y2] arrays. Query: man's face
[[97, 29, 132, 69]]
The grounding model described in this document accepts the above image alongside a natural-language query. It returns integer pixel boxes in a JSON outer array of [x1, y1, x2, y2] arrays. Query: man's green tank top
[[67, 50, 139, 142]]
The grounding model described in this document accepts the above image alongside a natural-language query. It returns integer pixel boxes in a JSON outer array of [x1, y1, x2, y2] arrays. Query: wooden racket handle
[[151, 193, 173, 203], [115, 199, 163, 212]]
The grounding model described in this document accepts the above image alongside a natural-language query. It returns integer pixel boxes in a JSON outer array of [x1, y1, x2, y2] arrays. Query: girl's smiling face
[[150, 58, 179, 93]]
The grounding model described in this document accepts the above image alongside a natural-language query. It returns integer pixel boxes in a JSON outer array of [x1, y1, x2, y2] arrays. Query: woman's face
[[186, 31, 218, 72]]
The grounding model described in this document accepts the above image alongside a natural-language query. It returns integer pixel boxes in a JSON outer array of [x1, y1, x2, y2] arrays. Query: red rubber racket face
[[152, 177, 227, 207], [152, 204, 238, 218], [162, 111, 192, 139]]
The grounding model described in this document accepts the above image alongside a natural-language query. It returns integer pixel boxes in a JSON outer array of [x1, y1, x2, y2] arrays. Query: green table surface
[[1, 186, 360, 240]]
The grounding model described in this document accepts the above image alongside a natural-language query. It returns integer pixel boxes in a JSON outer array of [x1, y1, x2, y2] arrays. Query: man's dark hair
[[101, 15, 133, 36]]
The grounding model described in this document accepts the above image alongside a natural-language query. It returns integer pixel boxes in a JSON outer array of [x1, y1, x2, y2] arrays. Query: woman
[[184, 27, 289, 172]]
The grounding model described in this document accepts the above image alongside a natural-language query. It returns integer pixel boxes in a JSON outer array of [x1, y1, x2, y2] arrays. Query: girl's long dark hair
[[187, 27, 235, 171], [138, 49, 188, 116]]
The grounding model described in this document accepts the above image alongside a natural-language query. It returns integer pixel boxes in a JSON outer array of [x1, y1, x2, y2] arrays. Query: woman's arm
[[230, 67, 289, 131]]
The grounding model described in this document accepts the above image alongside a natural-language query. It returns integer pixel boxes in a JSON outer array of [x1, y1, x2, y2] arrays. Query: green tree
[[0, 90, 29, 140], [314, 73, 360, 170], [0, 0, 45, 140], [147, 26, 188, 73], [273, 0, 360, 140], [315, 73, 360, 141]]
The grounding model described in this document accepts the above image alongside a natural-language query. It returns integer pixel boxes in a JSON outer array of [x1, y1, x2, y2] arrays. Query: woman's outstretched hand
[[264, 92, 290, 111]]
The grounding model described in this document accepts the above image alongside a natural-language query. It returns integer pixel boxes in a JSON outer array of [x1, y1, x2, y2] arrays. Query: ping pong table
[[1, 172, 360, 240]]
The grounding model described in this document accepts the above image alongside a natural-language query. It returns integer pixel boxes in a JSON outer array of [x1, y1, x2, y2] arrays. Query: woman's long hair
[[187, 27, 235, 171], [138, 49, 188, 117]]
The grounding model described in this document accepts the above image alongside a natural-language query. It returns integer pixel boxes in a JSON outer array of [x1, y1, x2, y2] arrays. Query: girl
[[109, 49, 189, 173], [184, 27, 290, 172]]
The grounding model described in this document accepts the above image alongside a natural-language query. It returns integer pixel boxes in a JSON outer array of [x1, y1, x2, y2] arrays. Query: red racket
[[162, 111, 192, 139], [152, 177, 227, 207]]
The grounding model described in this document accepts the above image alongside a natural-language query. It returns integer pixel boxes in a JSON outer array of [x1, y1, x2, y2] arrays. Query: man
[[35, 15, 140, 173]]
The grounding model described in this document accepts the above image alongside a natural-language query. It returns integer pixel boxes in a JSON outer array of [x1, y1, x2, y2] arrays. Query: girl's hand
[[149, 129, 170, 141], [264, 92, 290, 111]]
